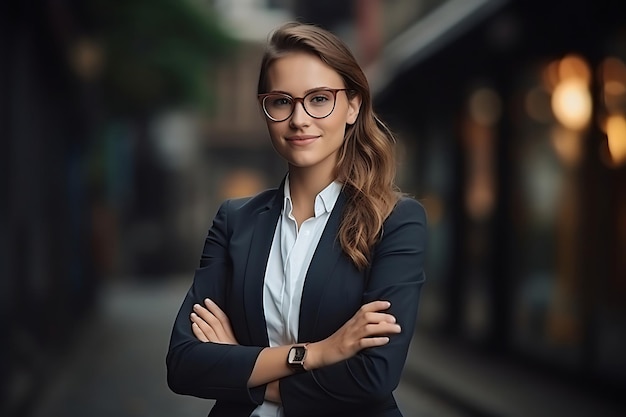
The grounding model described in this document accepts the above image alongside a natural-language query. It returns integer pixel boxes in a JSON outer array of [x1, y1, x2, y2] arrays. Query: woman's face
[[263, 52, 361, 177]]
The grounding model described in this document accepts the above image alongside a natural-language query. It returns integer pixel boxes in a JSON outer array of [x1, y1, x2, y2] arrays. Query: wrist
[[265, 380, 281, 403], [303, 341, 324, 370]]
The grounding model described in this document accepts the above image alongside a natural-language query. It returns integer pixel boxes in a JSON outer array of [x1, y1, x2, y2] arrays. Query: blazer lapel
[[298, 192, 347, 342], [242, 181, 284, 346]]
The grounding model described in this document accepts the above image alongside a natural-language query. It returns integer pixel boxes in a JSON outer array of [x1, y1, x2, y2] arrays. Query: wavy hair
[[258, 22, 400, 270]]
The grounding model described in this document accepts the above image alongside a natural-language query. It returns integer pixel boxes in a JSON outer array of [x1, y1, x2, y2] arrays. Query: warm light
[[468, 88, 502, 127], [604, 80, 626, 96], [600, 57, 626, 83], [525, 86, 552, 123], [542, 59, 560, 91], [465, 175, 495, 220], [551, 126, 583, 168], [558, 54, 591, 84], [600, 57, 626, 113], [606, 115, 626, 165], [69, 38, 104, 81], [551, 78, 592, 130], [219, 169, 267, 199], [421, 194, 445, 225]]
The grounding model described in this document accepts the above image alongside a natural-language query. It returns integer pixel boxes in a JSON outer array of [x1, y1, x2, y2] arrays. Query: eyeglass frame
[[258, 88, 352, 122]]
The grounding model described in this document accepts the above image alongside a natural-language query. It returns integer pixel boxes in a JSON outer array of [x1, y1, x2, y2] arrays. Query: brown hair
[[258, 22, 400, 270]]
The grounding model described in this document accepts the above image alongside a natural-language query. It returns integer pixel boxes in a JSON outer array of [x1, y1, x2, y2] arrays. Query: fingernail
[[205, 298, 212, 305], [193, 304, 199, 310]]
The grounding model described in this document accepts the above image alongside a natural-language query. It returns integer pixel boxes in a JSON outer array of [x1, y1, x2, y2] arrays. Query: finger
[[193, 304, 226, 336], [360, 300, 391, 313], [355, 323, 402, 339], [359, 336, 390, 349], [204, 298, 227, 320], [191, 312, 219, 341], [363, 311, 397, 324], [193, 303, 214, 322], [191, 313, 213, 342], [363, 322, 402, 337], [204, 299, 236, 339], [191, 322, 209, 342]]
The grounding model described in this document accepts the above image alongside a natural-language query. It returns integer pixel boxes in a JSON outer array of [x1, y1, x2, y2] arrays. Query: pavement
[[29, 277, 470, 417], [403, 331, 626, 417]]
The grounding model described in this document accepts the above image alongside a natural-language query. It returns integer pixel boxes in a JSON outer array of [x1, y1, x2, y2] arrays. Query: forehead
[[266, 51, 344, 93]]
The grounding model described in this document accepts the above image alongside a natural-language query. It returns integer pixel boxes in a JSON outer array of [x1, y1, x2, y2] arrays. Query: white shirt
[[250, 177, 342, 417]]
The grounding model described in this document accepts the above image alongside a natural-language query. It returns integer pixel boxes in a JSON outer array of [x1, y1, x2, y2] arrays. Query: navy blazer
[[166, 183, 427, 417]]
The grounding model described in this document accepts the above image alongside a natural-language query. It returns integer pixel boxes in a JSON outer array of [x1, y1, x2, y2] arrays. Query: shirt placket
[[280, 211, 298, 344]]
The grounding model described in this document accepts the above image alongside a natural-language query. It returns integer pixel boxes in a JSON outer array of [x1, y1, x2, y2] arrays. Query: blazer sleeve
[[166, 200, 266, 405], [280, 198, 427, 416]]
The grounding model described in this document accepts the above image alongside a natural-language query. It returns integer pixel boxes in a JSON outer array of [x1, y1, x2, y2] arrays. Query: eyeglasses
[[258, 88, 350, 122]]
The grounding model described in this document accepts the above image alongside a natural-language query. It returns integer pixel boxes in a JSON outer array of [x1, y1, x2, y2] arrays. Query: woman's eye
[[271, 97, 292, 107], [308, 94, 331, 105]]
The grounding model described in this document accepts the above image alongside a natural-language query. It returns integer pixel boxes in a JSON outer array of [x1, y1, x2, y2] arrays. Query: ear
[[346, 94, 362, 125]]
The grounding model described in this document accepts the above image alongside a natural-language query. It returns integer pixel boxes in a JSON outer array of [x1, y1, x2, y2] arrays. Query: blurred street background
[[2, 0, 626, 416]]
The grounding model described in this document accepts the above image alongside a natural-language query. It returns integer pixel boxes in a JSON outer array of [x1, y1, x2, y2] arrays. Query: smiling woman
[[166, 22, 428, 417], [262, 51, 361, 188]]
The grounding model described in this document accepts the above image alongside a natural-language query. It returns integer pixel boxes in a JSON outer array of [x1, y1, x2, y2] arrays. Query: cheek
[[334, 104, 356, 130], [266, 121, 282, 141], [326, 117, 348, 138]]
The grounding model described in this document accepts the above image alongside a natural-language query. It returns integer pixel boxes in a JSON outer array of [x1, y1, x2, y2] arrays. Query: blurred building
[[1, 1, 234, 415], [1, 2, 101, 416], [352, 0, 626, 408], [198, 0, 293, 200]]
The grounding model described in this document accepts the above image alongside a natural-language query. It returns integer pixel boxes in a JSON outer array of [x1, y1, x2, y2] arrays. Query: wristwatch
[[287, 343, 309, 372]]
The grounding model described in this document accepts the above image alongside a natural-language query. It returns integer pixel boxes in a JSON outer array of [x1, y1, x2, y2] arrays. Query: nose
[[289, 99, 310, 128]]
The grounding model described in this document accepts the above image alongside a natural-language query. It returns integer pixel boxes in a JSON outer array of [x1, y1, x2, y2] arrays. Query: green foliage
[[89, 0, 235, 116]]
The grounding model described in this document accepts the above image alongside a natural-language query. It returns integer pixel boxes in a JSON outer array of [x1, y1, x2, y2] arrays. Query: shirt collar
[[283, 176, 342, 218]]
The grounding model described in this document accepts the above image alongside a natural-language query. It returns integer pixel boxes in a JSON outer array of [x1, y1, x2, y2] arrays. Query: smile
[[285, 135, 319, 145]]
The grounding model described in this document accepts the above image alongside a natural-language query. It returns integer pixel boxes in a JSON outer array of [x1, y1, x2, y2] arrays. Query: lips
[[286, 135, 319, 141], [285, 135, 320, 146]]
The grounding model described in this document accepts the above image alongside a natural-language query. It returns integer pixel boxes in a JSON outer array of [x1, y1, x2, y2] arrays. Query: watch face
[[289, 346, 306, 363]]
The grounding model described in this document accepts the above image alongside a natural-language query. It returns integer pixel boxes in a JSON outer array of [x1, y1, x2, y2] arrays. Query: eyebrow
[[267, 86, 334, 96]]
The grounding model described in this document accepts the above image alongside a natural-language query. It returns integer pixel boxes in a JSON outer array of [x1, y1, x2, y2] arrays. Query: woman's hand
[[190, 298, 239, 345], [306, 300, 400, 369]]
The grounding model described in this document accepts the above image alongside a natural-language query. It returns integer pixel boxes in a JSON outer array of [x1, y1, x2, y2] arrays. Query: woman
[[166, 22, 427, 417]]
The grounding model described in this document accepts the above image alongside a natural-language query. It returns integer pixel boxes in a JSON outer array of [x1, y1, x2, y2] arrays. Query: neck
[[287, 166, 336, 220]]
